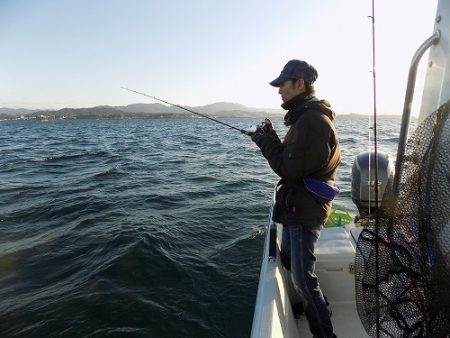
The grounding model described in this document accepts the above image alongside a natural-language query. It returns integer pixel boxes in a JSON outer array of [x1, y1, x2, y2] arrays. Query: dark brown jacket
[[254, 93, 341, 226]]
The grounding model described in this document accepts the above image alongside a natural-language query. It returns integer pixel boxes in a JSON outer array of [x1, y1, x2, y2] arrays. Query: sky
[[0, 0, 439, 115]]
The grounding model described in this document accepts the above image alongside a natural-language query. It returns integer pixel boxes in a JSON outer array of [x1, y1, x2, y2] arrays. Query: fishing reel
[[244, 118, 277, 137], [255, 118, 275, 134]]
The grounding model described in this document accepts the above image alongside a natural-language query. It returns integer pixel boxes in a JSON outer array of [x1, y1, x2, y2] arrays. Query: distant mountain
[[0, 103, 405, 122], [0, 102, 284, 121], [191, 102, 249, 113], [118, 102, 276, 115], [194, 102, 284, 115], [115, 103, 177, 114]]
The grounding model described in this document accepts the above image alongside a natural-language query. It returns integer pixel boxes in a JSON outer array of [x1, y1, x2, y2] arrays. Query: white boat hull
[[251, 217, 369, 338]]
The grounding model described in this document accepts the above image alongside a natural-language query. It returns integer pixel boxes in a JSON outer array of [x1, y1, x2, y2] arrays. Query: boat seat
[[276, 225, 356, 265], [315, 227, 356, 303], [316, 227, 355, 259], [315, 230, 355, 271], [319, 226, 350, 241]]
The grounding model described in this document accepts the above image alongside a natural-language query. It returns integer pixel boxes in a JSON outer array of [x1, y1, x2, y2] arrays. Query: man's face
[[278, 79, 305, 103]]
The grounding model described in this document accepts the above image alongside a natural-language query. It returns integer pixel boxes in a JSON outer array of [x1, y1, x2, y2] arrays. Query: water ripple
[[0, 117, 404, 337]]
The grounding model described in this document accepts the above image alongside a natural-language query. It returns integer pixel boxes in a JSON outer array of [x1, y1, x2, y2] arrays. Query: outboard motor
[[351, 151, 394, 217]]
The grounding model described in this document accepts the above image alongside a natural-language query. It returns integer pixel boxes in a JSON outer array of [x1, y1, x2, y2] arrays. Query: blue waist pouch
[[303, 177, 340, 201]]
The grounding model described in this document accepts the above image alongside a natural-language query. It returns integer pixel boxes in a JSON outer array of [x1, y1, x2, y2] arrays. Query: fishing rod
[[121, 86, 251, 135], [369, 1, 380, 337]]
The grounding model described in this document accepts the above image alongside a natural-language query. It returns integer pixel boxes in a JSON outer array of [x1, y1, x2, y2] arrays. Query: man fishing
[[250, 59, 341, 338]]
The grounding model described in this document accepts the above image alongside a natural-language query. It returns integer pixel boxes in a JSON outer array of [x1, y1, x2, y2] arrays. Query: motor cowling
[[351, 151, 394, 217]]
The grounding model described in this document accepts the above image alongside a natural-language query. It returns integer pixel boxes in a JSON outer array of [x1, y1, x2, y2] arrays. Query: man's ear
[[295, 78, 305, 91]]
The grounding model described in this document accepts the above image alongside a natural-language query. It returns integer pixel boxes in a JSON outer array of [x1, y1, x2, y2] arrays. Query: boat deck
[[296, 302, 367, 338], [251, 224, 370, 338]]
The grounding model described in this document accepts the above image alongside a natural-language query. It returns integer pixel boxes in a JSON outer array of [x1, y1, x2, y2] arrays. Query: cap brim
[[269, 75, 286, 87]]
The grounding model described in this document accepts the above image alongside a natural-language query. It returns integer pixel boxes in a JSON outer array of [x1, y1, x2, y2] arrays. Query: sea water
[[0, 117, 403, 337]]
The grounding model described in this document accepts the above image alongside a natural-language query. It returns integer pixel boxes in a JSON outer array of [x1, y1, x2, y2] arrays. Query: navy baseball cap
[[269, 59, 318, 87]]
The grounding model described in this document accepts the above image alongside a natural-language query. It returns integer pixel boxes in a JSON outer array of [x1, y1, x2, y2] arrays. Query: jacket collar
[[282, 93, 315, 126]]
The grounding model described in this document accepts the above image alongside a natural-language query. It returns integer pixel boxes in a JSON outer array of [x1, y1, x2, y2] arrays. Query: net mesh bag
[[355, 101, 450, 337]]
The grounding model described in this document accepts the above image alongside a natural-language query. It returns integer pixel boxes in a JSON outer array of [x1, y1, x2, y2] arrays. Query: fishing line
[[121, 87, 251, 135]]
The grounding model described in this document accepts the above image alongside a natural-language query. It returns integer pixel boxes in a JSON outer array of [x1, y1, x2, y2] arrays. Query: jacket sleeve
[[255, 114, 332, 180]]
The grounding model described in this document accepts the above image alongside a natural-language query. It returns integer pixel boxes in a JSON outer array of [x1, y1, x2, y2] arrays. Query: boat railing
[[394, 30, 440, 194]]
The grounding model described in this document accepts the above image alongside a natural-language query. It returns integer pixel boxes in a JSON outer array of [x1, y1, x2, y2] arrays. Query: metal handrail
[[393, 30, 441, 195]]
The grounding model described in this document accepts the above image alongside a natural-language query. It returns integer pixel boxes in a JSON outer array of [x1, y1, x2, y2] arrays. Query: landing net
[[355, 101, 450, 337]]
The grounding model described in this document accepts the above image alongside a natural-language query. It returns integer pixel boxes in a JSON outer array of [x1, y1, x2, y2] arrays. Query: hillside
[[0, 103, 404, 121], [0, 102, 283, 121]]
